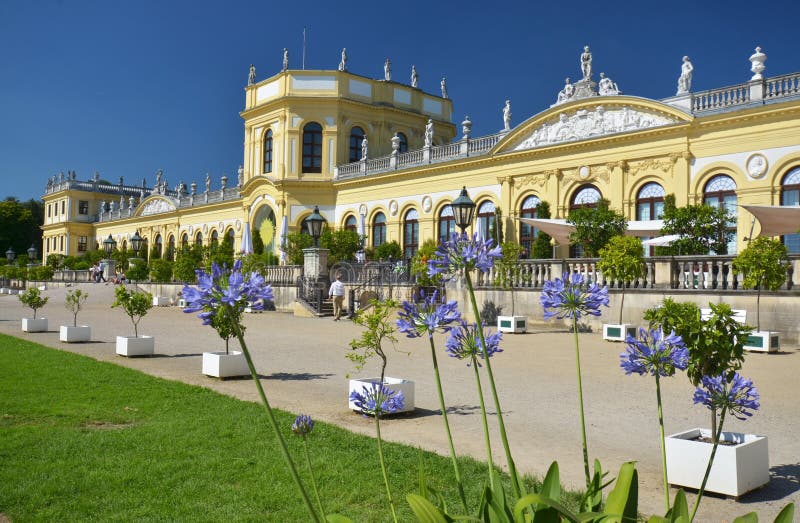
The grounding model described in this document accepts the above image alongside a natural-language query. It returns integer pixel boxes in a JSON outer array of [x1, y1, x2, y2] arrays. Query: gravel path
[[2, 283, 798, 521]]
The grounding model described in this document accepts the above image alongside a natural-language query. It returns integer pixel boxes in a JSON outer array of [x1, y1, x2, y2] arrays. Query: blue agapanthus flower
[[427, 232, 502, 279], [182, 260, 274, 326], [350, 383, 405, 416], [693, 373, 760, 420], [621, 327, 689, 377], [540, 273, 609, 321], [444, 321, 503, 365], [396, 290, 461, 338], [291, 414, 315, 436]]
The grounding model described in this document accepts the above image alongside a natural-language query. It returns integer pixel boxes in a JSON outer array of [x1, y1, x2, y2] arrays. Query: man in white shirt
[[328, 273, 346, 321]]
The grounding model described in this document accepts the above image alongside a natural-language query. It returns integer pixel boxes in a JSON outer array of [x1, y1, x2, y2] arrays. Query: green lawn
[[0, 334, 579, 521]]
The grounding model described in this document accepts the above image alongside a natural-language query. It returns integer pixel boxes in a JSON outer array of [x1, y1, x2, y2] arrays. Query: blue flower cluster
[[620, 328, 689, 377], [540, 273, 609, 321], [693, 372, 760, 420], [427, 232, 502, 280], [350, 383, 405, 416], [444, 321, 503, 365], [182, 260, 274, 325], [396, 290, 461, 339], [292, 414, 315, 436]]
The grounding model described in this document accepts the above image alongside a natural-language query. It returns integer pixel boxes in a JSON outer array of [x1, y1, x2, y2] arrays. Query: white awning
[[518, 218, 665, 244], [239, 222, 253, 254], [642, 234, 683, 246], [742, 205, 800, 237]]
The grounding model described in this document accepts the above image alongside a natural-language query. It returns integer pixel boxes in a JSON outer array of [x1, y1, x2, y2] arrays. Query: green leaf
[[603, 462, 638, 521], [407, 494, 454, 523], [668, 489, 689, 522], [732, 513, 758, 523], [529, 462, 561, 523], [773, 503, 794, 523], [516, 493, 581, 523]]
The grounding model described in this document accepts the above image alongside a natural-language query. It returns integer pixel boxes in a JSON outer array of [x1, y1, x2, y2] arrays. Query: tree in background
[[568, 198, 626, 257], [173, 245, 203, 283], [733, 237, 790, 331], [0, 197, 43, 256], [372, 241, 402, 262], [596, 235, 646, 324], [529, 201, 553, 259], [659, 194, 731, 255], [285, 231, 314, 265], [321, 228, 360, 266]]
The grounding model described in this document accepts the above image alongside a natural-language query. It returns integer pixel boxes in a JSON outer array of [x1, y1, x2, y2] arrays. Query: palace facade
[[41, 47, 800, 264]]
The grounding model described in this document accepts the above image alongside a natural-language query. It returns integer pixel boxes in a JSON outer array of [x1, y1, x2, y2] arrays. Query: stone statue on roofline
[[598, 72, 620, 96], [424, 119, 434, 147], [556, 77, 575, 104], [361, 135, 368, 160], [338, 48, 347, 71], [384, 58, 392, 81], [248, 64, 256, 86], [411, 65, 418, 88], [441, 77, 448, 98], [282, 48, 289, 72], [677, 56, 693, 95], [502, 100, 512, 131], [581, 45, 592, 80]]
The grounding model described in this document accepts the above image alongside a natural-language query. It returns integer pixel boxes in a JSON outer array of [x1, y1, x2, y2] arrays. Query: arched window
[[636, 182, 666, 221], [154, 234, 163, 258], [703, 175, 738, 254], [403, 209, 419, 261], [781, 167, 800, 253], [397, 132, 408, 153], [167, 235, 175, 260], [519, 195, 542, 258], [181, 233, 189, 249], [210, 230, 219, 248], [253, 206, 277, 254], [569, 185, 602, 257], [372, 212, 386, 248], [263, 129, 273, 173], [195, 231, 203, 246], [349, 127, 365, 163], [302, 122, 323, 173], [227, 228, 235, 245], [476, 200, 496, 241], [438, 205, 455, 243], [344, 215, 358, 232], [570, 185, 602, 211]]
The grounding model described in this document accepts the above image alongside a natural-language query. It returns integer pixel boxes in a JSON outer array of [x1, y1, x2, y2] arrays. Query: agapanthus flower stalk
[[690, 373, 760, 521], [541, 273, 609, 489], [183, 262, 320, 522], [292, 415, 325, 519], [621, 327, 688, 512]]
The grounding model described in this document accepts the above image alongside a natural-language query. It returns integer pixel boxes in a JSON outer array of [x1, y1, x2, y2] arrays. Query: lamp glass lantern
[[103, 235, 117, 257], [130, 231, 144, 256], [5, 247, 15, 263], [27, 244, 37, 261], [450, 186, 476, 233], [306, 206, 325, 247]]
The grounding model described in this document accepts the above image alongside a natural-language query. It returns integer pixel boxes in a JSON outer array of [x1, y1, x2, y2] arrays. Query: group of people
[[89, 262, 126, 285]]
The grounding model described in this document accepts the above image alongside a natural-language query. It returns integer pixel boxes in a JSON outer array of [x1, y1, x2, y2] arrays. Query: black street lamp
[[5, 247, 16, 263], [103, 235, 117, 256], [450, 186, 476, 234], [130, 231, 144, 257], [27, 244, 37, 261], [306, 206, 325, 247]]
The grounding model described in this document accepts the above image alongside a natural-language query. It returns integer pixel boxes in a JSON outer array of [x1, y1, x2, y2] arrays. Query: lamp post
[[5, 247, 16, 264], [302, 206, 329, 307], [102, 234, 117, 281], [305, 206, 325, 247], [27, 244, 38, 268], [450, 186, 476, 235]]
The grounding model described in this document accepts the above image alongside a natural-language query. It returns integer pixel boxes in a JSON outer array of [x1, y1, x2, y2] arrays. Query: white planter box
[[116, 335, 155, 357], [665, 428, 769, 497], [603, 323, 637, 342], [153, 296, 170, 307], [60, 325, 91, 342], [22, 317, 48, 332], [202, 351, 251, 378], [744, 331, 779, 353], [349, 377, 415, 414], [177, 298, 187, 308], [497, 315, 527, 333]]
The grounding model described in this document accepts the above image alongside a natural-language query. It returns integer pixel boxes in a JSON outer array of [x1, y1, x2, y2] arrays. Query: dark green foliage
[[111, 286, 153, 337], [252, 227, 265, 254], [18, 287, 48, 319], [0, 197, 43, 258], [321, 228, 361, 265], [411, 239, 441, 287], [660, 194, 732, 255], [126, 262, 149, 282], [529, 201, 553, 259], [733, 237, 790, 330], [285, 231, 314, 265], [373, 241, 403, 261], [568, 199, 626, 257], [149, 259, 174, 282], [597, 236, 646, 323], [173, 246, 203, 283]]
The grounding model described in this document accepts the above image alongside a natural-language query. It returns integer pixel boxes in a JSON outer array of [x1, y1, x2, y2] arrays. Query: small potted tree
[[646, 300, 767, 497], [733, 237, 789, 352], [495, 241, 527, 333], [19, 287, 49, 332], [347, 299, 414, 413], [60, 289, 90, 342], [202, 298, 250, 378], [596, 235, 645, 341], [111, 286, 154, 357]]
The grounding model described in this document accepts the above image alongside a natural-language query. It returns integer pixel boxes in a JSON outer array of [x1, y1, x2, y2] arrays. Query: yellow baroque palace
[[41, 48, 800, 263]]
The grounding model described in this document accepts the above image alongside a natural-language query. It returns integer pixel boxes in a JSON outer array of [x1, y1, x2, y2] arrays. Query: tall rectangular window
[[77, 236, 88, 252], [78, 200, 89, 215]]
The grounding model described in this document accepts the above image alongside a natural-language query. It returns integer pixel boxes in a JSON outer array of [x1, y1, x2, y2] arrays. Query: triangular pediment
[[497, 97, 691, 153], [135, 196, 178, 217]]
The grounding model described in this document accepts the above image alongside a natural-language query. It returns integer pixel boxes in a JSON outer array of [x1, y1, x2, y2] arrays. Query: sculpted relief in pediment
[[511, 105, 681, 152], [140, 198, 177, 216]]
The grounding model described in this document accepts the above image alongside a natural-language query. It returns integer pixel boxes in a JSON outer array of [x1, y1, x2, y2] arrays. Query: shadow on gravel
[[263, 372, 335, 381], [740, 463, 800, 503]]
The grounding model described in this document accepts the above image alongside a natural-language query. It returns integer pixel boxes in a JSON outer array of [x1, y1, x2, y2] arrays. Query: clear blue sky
[[2, 0, 799, 202]]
